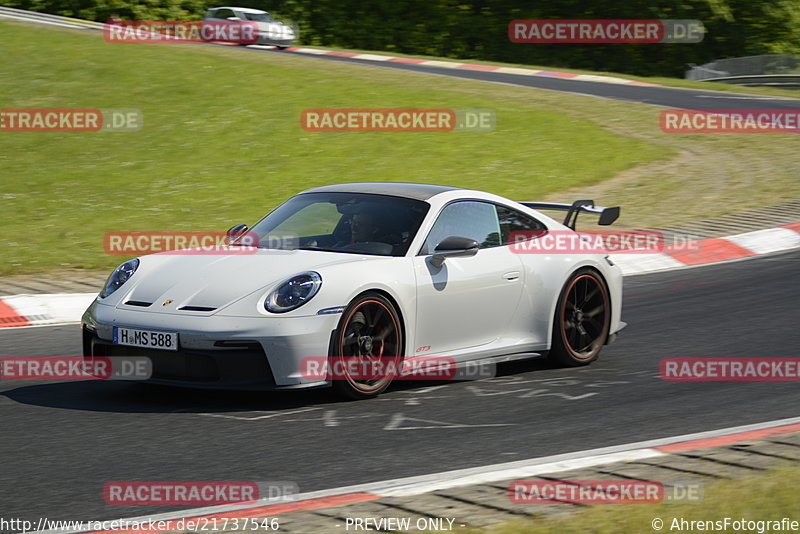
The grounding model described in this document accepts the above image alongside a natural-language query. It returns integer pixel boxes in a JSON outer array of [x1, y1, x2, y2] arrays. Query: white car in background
[[203, 7, 295, 48], [82, 183, 625, 399]]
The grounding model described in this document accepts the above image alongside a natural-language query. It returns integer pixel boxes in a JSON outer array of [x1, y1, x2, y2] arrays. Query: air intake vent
[[214, 340, 261, 350], [179, 306, 217, 312], [125, 300, 152, 307]]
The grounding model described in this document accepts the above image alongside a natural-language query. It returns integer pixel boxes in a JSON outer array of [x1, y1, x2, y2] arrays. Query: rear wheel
[[331, 293, 403, 399], [548, 269, 610, 366]]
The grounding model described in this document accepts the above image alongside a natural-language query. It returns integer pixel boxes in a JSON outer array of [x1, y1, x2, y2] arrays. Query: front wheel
[[331, 293, 404, 399], [548, 269, 610, 367]]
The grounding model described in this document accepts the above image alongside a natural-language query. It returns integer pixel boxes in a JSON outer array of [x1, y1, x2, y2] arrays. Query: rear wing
[[520, 200, 620, 230]]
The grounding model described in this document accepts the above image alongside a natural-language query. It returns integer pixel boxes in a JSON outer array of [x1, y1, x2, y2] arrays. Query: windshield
[[249, 192, 430, 256], [243, 13, 275, 22]]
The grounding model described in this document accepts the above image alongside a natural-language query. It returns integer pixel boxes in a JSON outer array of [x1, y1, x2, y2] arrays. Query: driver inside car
[[333, 207, 384, 247], [331, 206, 401, 254], [349, 212, 379, 243]]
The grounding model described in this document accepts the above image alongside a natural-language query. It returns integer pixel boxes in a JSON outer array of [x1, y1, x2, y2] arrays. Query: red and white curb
[[609, 222, 800, 275], [42, 415, 800, 534], [1, 223, 798, 329], [0, 293, 96, 328], [266, 46, 659, 87]]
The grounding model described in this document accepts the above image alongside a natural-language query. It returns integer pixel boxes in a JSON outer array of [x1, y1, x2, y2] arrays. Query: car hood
[[114, 248, 369, 313]]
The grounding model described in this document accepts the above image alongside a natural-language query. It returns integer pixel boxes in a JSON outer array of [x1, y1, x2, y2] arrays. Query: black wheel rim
[[338, 299, 401, 393], [561, 274, 609, 359]]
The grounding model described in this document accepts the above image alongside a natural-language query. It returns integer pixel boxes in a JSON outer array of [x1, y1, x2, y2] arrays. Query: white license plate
[[113, 327, 178, 351]]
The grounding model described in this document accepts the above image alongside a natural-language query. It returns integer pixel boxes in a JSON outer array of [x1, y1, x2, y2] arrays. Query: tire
[[330, 292, 404, 399], [548, 268, 611, 367]]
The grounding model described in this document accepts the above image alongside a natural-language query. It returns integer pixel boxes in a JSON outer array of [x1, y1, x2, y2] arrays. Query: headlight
[[100, 259, 140, 299], [265, 272, 321, 313]]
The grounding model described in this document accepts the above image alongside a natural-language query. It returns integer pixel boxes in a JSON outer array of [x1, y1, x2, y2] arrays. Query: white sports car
[[82, 183, 625, 399], [203, 7, 295, 48]]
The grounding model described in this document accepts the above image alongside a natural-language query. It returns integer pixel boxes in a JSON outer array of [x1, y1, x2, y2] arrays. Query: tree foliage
[[8, 0, 800, 76]]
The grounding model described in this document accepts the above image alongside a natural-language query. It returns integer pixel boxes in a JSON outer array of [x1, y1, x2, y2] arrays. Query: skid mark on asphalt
[[466, 385, 598, 400], [278, 410, 385, 426], [463, 374, 642, 399], [384, 413, 517, 431], [164, 370, 656, 428], [172, 405, 517, 432], [457, 365, 667, 398], [377, 394, 452, 405], [171, 406, 322, 421], [377, 384, 453, 405]]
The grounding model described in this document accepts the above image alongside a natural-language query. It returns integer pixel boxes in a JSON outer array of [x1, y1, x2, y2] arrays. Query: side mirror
[[226, 224, 249, 244], [430, 236, 479, 268], [226, 16, 240, 21]]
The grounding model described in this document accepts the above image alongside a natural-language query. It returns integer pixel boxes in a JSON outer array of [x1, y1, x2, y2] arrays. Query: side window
[[496, 205, 547, 245], [215, 9, 235, 19], [421, 201, 502, 255], [270, 202, 340, 238]]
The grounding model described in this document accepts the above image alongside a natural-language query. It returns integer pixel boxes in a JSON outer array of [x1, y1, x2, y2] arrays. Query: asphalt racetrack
[[268, 48, 800, 111], [1, 250, 798, 524]]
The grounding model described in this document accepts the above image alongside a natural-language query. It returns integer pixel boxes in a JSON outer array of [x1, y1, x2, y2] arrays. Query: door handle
[[503, 271, 520, 281]]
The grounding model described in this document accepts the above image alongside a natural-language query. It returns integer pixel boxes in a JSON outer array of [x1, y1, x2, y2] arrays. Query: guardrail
[[0, 5, 104, 30], [686, 54, 800, 85], [701, 74, 800, 87], [685, 65, 728, 81]]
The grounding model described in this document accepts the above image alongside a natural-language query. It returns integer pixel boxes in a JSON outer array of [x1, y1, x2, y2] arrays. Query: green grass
[[474, 465, 800, 533], [0, 21, 669, 274], [1, 21, 799, 276]]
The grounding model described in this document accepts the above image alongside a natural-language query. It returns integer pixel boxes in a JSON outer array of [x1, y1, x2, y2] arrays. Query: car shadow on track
[[1, 356, 559, 414]]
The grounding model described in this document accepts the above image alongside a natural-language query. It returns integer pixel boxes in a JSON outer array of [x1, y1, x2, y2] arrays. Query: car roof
[[211, 7, 268, 14], [300, 182, 463, 201]]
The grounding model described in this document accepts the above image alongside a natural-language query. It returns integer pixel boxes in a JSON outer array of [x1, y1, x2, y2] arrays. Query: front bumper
[[257, 36, 294, 47], [82, 299, 338, 390]]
